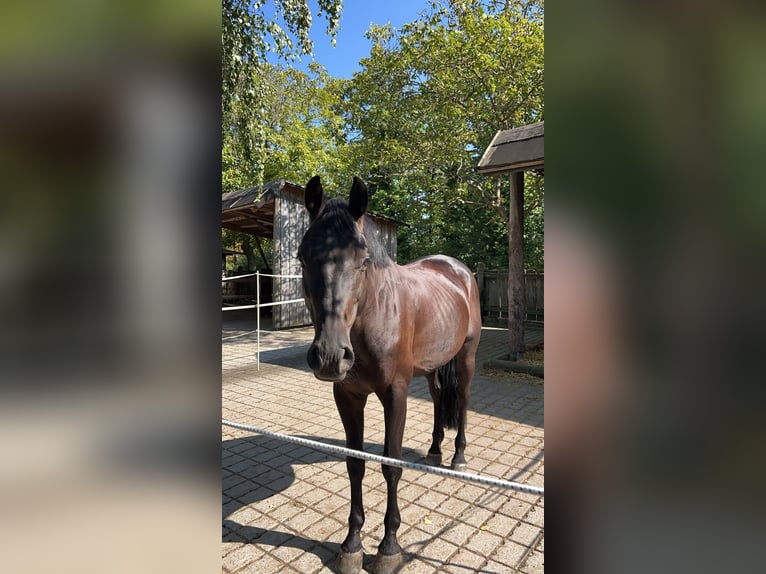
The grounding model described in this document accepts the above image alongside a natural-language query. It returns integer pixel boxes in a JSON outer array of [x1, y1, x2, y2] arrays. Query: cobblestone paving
[[223, 318, 543, 573]]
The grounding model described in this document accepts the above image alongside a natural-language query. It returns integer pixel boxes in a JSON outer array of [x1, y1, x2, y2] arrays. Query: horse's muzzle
[[307, 341, 355, 382]]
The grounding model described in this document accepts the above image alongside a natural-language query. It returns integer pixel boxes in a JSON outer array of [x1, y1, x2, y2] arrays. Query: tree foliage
[[222, 0, 343, 187], [259, 64, 351, 187], [223, 63, 350, 194], [343, 0, 544, 269], [222, 0, 545, 272], [222, 0, 344, 266]]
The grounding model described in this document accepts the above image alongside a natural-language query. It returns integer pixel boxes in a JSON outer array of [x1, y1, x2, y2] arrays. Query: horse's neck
[[355, 263, 406, 332]]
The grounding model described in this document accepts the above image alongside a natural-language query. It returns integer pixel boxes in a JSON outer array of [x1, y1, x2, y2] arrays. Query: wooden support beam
[[254, 236, 269, 269], [508, 171, 526, 359]]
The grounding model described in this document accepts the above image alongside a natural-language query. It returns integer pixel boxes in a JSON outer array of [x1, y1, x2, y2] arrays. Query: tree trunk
[[508, 171, 525, 359]]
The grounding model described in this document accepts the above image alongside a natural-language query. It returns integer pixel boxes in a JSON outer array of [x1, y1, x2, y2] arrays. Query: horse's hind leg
[[451, 347, 476, 471], [426, 373, 444, 466]]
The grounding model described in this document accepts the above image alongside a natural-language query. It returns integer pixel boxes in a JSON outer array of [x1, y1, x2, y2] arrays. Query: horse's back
[[404, 254, 476, 294]]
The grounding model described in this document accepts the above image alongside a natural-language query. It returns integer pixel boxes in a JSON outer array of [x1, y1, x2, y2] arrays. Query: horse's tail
[[437, 356, 461, 430]]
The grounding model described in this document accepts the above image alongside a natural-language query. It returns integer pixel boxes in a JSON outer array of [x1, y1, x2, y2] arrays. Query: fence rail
[[221, 270, 306, 369], [475, 265, 543, 323]]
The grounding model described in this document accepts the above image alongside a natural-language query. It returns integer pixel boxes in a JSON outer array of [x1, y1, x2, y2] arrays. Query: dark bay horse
[[298, 175, 481, 574]]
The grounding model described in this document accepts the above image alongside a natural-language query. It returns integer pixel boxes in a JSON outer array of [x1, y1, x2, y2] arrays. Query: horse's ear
[[349, 176, 368, 221], [305, 175, 324, 221]]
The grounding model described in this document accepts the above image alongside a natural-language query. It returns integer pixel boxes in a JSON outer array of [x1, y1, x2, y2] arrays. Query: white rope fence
[[222, 419, 544, 496], [222, 299, 304, 312], [221, 271, 303, 282], [221, 270, 305, 369]]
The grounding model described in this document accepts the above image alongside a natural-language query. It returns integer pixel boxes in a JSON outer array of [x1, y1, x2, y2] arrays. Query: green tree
[[223, 62, 353, 265], [260, 63, 351, 187], [222, 0, 343, 188], [222, 0, 344, 267], [343, 0, 544, 270], [223, 63, 350, 194]]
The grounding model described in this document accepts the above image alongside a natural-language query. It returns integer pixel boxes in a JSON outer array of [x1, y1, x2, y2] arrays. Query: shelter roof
[[221, 179, 301, 236], [477, 121, 544, 175], [222, 179, 399, 237]]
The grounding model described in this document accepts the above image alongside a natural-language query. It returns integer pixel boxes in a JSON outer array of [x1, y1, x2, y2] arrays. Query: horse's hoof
[[426, 452, 442, 466], [451, 461, 467, 472], [335, 548, 364, 574], [373, 552, 402, 574]]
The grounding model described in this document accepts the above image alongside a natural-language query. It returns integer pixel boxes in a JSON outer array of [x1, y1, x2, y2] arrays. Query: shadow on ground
[[226, 337, 544, 429], [223, 520, 341, 571], [223, 434, 433, 572], [223, 434, 427, 516]]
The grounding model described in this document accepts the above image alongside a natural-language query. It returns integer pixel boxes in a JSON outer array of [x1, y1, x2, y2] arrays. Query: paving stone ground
[[222, 314, 543, 573]]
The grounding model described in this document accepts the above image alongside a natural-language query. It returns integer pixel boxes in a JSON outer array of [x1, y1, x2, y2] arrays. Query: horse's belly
[[411, 331, 466, 375]]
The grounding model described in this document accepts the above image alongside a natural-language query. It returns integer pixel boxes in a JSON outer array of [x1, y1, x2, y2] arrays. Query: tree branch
[[467, 179, 508, 221]]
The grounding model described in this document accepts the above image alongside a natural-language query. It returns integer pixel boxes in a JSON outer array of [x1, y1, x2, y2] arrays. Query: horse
[[298, 175, 482, 574]]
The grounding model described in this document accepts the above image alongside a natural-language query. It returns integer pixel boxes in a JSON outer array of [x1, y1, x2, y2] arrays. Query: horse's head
[[299, 175, 371, 382]]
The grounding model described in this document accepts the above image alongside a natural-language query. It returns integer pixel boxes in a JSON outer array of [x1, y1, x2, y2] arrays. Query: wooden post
[[476, 262, 485, 319], [508, 171, 525, 360]]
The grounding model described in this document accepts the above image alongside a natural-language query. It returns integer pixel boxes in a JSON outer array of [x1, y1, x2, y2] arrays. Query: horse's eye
[[360, 256, 372, 271]]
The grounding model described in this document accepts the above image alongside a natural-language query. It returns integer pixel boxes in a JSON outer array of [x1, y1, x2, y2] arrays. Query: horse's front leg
[[374, 380, 408, 574], [334, 385, 368, 574]]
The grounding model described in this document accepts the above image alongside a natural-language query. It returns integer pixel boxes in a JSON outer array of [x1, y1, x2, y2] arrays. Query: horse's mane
[[316, 198, 391, 268]]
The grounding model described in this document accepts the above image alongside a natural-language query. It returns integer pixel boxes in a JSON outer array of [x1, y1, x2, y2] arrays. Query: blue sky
[[288, 0, 432, 78]]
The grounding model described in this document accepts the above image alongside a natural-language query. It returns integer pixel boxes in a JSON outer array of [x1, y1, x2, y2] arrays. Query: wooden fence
[[475, 264, 543, 324]]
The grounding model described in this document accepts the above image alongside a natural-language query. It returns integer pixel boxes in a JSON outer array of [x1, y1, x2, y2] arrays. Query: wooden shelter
[[477, 121, 544, 358], [222, 179, 398, 329], [477, 121, 544, 175]]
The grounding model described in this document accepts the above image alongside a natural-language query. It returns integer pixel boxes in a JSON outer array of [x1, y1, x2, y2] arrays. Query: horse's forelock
[[306, 197, 390, 268]]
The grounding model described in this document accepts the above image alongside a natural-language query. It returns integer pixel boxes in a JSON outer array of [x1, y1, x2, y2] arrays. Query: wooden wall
[[364, 216, 398, 262], [272, 187, 312, 329], [476, 266, 544, 323], [271, 186, 398, 329]]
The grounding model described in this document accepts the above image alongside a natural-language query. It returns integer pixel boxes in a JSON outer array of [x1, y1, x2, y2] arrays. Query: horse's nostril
[[307, 344, 321, 370], [307, 341, 353, 379]]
